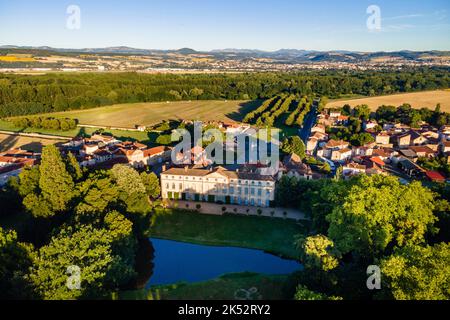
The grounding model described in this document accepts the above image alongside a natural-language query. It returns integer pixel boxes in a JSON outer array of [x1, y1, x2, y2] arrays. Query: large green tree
[[296, 235, 340, 272], [379, 243, 450, 300], [27, 225, 136, 300], [326, 175, 436, 259], [22, 145, 76, 218]]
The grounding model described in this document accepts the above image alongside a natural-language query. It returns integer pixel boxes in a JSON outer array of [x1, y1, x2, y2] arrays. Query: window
[[230, 186, 234, 194], [251, 188, 255, 195], [237, 187, 242, 194], [245, 188, 249, 195], [257, 189, 262, 196]]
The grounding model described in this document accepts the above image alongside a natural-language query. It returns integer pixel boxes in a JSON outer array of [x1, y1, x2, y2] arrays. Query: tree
[[296, 235, 340, 272], [27, 225, 136, 300], [54, 94, 68, 112], [66, 152, 83, 181], [39, 146, 76, 211], [295, 285, 342, 300], [327, 175, 436, 259], [0, 227, 34, 299], [379, 243, 450, 300], [354, 104, 371, 121], [281, 136, 306, 159], [75, 174, 119, 217], [21, 145, 76, 218], [111, 164, 146, 195], [111, 164, 151, 215], [140, 172, 161, 199]]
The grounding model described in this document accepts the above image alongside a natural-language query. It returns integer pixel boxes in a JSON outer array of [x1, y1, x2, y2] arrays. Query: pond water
[[144, 238, 302, 287]]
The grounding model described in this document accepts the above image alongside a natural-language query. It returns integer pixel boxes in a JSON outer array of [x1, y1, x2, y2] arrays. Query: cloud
[[382, 14, 424, 21]]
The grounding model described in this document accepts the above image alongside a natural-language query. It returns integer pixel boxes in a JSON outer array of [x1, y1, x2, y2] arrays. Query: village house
[[342, 162, 367, 179], [0, 149, 39, 186], [336, 115, 349, 125], [395, 132, 411, 148], [160, 166, 276, 207], [375, 132, 391, 145], [440, 141, 450, 154], [317, 139, 349, 159], [311, 124, 326, 134], [331, 148, 352, 162], [440, 125, 450, 140], [329, 110, 341, 118], [281, 153, 313, 180], [408, 146, 437, 158], [398, 157, 425, 177], [363, 120, 378, 131], [410, 131, 429, 146], [425, 171, 446, 183]]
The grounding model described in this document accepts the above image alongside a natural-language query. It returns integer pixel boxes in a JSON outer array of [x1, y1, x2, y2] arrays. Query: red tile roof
[[370, 156, 385, 167], [425, 171, 446, 182], [143, 146, 171, 157]]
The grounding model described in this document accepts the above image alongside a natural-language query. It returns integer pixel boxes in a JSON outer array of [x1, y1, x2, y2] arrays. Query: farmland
[[0, 133, 67, 152], [17, 100, 260, 128], [326, 90, 450, 111]]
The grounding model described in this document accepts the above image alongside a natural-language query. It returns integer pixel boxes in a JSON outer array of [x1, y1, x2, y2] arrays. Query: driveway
[[165, 200, 308, 221]]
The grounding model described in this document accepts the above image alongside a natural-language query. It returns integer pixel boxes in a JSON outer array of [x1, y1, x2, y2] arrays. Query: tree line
[[0, 145, 161, 299], [0, 68, 448, 117], [11, 117, 78, 131]]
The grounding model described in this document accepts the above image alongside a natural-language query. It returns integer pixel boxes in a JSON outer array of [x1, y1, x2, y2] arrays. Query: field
[[326, 90, 450, 111], [0, 133, 68, 152], [32, 100, 260, 128]]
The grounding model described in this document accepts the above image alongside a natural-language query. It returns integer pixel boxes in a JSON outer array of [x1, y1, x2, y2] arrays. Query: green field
[[0, 119, 160, 146], [26, 100, 260, 128], [119, 272, 296, 300], [148, 210, 308, 260]]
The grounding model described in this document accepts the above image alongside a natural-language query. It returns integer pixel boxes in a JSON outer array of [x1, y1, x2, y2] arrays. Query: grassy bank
[[119, 272, 296, 300], [148, 209, 309, 259]]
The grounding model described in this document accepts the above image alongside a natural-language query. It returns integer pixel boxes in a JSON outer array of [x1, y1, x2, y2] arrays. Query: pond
[[142, 238, 302, 287]]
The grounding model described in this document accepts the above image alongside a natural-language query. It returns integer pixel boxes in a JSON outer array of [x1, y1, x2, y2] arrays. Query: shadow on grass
[[225, 100, 263, 122]]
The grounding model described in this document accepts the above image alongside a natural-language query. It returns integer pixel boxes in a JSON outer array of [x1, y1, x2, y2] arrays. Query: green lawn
[[11, 100, 261, 128], [118, 272, 296, 300], [148, 209, 308, 259], [0, 119, 159, 145]]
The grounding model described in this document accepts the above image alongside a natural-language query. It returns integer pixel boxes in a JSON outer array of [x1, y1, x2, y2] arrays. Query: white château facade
[[160, 166, 276, 207]]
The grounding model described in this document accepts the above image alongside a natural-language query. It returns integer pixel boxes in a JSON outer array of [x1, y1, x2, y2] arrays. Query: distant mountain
[[1, 45, 449, 63]]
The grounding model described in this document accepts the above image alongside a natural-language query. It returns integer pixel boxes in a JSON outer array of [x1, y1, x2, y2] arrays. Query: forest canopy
[[0, 68, 448, 117]]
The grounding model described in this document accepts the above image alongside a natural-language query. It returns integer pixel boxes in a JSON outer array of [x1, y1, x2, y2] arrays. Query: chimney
[[184, 166, 188, 172], [236, 168, 239, 173], [162, 164, 166, 172]]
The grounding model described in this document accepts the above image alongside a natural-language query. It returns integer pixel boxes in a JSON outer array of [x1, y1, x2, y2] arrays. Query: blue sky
[[0, 0, 449, 51]]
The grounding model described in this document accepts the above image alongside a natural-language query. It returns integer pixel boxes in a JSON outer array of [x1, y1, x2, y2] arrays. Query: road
[[298, 99, 319, 144]]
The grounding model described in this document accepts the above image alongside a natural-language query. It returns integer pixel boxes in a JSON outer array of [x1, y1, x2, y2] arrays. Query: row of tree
[[1, 68, 448, 117], [11, 117, 78, 131]]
